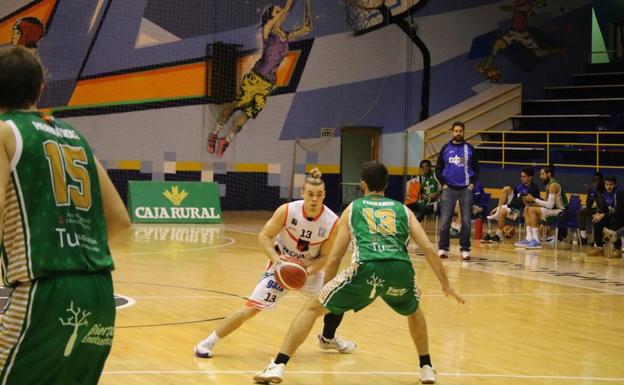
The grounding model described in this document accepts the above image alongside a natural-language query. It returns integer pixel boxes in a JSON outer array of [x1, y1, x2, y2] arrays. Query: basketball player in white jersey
[[194, 168, 356, 357]]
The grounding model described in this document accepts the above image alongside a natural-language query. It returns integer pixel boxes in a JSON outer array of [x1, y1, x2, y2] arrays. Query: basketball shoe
[[193, 339, 214, 358], [207, 132, 218, 154], [317, 335, 357, 353], [420, 364, 436, 384], [253, 360, 285, 384], [217, 138, 229, 158]]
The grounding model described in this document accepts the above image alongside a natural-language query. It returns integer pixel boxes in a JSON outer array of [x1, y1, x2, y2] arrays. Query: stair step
[[511, 114, 612, 131], [573, 72, 624, 85], [522, 98, 624, 115], [545, 84, 624, 99]]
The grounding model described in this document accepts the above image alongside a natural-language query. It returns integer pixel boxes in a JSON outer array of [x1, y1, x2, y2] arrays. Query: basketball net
[[344, 0, 386, 33], [295, 136, 333, 154]]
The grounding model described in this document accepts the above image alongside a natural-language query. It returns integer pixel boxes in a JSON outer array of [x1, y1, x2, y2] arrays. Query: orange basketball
[[275, 257, 307, 290], [503, 224, 515, 238]]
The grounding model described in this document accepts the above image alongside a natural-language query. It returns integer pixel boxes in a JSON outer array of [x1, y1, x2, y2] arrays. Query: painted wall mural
[[0, 0, 591, 211]]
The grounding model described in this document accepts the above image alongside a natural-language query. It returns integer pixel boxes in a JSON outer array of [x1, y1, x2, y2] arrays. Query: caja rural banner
[[128, 181, 222, 223]]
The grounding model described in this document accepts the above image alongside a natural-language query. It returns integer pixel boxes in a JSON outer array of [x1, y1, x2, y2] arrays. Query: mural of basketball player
[[207, 0, 312, 158], [476, 0, 562, 82], [11, 17, 45, 54]]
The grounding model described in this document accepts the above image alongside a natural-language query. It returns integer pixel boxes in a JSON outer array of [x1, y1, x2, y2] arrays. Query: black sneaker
[[580, 237, 589, 245], [490, 234, 502, 243], [481, 234, 492, 243]]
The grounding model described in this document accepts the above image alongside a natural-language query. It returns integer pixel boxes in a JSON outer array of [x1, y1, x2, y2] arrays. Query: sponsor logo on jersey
[[291, 218, 298, 226], [448, 155, 463, 166], [163, 186, 188, 206], [280, 244, 308, 260], [386, 286, 408, 297], [296, 238, 310, 252], [266, 279, 285, 292], [318, 227, 326, 238]]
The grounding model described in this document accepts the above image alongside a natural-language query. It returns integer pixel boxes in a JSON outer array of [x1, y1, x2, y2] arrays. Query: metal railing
[[427, 130, 624, 171]]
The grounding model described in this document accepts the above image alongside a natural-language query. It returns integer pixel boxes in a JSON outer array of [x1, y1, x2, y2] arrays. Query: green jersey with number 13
[[349, 194, 410, 263]]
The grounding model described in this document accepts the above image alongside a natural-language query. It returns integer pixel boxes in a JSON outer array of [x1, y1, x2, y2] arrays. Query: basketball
[[503, 224, 515, 238], [275, 257, 307, 290]]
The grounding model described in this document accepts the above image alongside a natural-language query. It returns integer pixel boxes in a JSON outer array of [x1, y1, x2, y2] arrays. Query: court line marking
[[124, 292, 624, 299], [114, 294, 136, 309], [123, 236, 236, 255], [100, 369, 624, 381]]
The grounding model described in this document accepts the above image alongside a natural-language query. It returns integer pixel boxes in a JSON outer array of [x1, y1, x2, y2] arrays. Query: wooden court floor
[[99, 212, 624, 385]]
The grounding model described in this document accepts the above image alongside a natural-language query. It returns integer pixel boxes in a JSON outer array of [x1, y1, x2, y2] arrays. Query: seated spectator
[[578, 172, 604, 245], [451, 180, 485, 236], [482, 167, 540, 243], [515, 166, 567, 249], [603, 226, 624, 258], [406, 160, 441, 221], [587, 176, 623, 257]]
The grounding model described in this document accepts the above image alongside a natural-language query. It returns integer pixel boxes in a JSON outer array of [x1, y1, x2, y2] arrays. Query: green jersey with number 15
[[349, 194, 410, 263], [0, 111, 113, 286]]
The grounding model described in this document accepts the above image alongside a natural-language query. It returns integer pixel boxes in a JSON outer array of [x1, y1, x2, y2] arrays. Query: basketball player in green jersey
[[254, 161, 465, 384], [0, 46, 130, 385]]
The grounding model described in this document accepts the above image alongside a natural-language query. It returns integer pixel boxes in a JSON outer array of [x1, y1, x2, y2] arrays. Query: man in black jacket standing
[[435, 122, 480, 261]]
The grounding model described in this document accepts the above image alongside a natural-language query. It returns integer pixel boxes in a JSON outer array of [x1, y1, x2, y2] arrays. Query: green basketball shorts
[[0, 271, 115, 385], [319, 260, 420, 316]]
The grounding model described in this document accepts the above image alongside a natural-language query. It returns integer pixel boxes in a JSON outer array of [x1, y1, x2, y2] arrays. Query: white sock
[[226, 131, 236, 143], [525, 227, 533, 241], [205, 331, 220, 346], [580, 230, 587, 238], [496, 229, 503, 237], [531, 227, 540, 241]]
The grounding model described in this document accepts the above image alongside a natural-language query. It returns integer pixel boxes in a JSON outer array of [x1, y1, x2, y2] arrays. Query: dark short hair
[[605, 175, 617, 184], [0, 46, 44, 109], [451, 121, 465, 130], [261, 6, 277, 26], [361, 161, 388, 192], [419, 159, 431, 167], [521, 167, 534, 177], [541, 165, 554, 176]]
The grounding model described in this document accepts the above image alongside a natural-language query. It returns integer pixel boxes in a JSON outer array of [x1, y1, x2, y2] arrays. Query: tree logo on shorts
[[366, 273, 384, 299], [59, 301, 91, 357]]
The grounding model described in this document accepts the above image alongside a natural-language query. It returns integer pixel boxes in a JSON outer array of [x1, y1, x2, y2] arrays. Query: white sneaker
[[253, 360, 285, 384], [420, 365, 436, 384], [193, 339, 214, 358], [317, 335, 357, 353]]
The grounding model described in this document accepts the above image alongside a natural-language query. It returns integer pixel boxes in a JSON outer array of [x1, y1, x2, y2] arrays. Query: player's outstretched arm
[[288, 0, 313, 40], [407, 209, 465, 304], [322, 206, 352, 283], [258, 203, 288, 264], [95, 157, 131, 242]]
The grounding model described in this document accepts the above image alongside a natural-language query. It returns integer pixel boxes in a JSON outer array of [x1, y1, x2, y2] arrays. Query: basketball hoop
[[344, 0, 387, 34]]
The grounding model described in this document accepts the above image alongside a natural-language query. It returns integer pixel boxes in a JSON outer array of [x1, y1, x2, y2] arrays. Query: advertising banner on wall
[[128, 181, 222, 223]]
